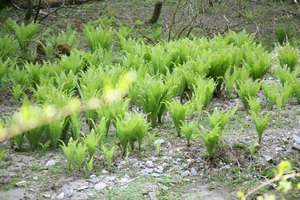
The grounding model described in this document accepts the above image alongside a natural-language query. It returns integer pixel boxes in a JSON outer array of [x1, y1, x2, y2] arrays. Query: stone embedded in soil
[[15, 181, 27, 187], [65, 189, 75, 197], [90, 174, 96, 179], [154, 139, 165, 147], [145, 160, 154, 168], [263, 155, 273, 162], [56, 192, 64, 200], [33, 176, 38, 181], [94, 182, 107, 190], [43, 193, 51, 198], [77, 185, 88, 191], [151, 173, 160, 177], [293, 134, 300, 144], [275, 147, 285, 152], [191, 168, 198, 176], [292, 143, 300, 151], [46, 159, 57, 167], [141, 168, 154, 174], [120, 160, 126, 165], [154, 166, 163, 173], [149, 192, 158, 200], [181, 170, 190, 177]]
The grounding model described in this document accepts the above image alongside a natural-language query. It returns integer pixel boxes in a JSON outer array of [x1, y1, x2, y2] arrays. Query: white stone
[[57, 192, 64, 200], [46, 159, 57, 167], [94, 182, 107, 190]]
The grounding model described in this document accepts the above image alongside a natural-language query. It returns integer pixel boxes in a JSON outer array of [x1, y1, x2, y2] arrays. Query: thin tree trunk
[[24, 0, 32, 21], [147, 1, 163, 24]]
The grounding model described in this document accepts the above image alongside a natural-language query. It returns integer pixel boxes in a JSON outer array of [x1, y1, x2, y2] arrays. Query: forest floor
[[0, 0, 300, 199]]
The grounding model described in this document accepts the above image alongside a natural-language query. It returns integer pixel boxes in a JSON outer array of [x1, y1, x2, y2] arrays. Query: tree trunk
[[147, 1, 163, 24]]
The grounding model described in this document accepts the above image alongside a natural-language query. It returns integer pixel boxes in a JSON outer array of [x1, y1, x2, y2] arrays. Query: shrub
[[243, 52, 271, 80], [115, 112, 150, 155], [166, 100, 191, 136], [181, 121, 198, 146], [199, 126, 222, 158], [237, 79, 261, 109], [278, 44, 299, 71], [138, 75, 173, 126]]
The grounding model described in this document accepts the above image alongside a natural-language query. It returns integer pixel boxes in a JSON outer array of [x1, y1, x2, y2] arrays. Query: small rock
[[119, 176, 131, 183], [292, 143, 300, 151], [105, 175, 116, 182], [102, 170, 108, 174], [15, 181, 27, 187], [162, 162, 170, 168], [154, 167, 163, 173], [77, 185, 88, 191], [57, 192, 64, 200], [46, 159, 57, 167], [145, 160, 154, 168], [293, 134, 300, 144], [168, 150, 174, 154], [120, 160, 126, 165], [275, 147, 285, 152], [154, 139, 165, 147], [89, 174, 96, 179], [33, 176, 38, 181], [181, 170, 190, 177], [191, 168, 197, 176], [141, 168, 153, 174], [94, 182, 107, 190], [263, 155, 273, 162], [149, 192, 158, 200], [42, 193, 51, 198], [151, 173, 160, 177], [65, 189, 75, 197]]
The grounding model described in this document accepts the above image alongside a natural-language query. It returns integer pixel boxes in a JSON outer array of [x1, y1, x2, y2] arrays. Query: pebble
[[275, 147, 285, 152], [149, 192, 158, 200], [102, 170, 108, 174], [46, 159, 57, 167], [65, 189, 75, 197], [43, 193, 51, 198], [154, 167, 163, 173], [181, 170, 190, 177], [105, 175, 116, 182], [154, 139, 165, 147], [293, 134, 300, 144], [263, 155, 273, 162], [15, 180, 27, 187], [292, 143, 300, 151], [191, 168, 198, 176], [77, 185, 88, 191], [90, 174, 96, 179], [57, 192, 64, 200], [151, 173, 160, 177], [94, 182, 107, 190], [33, 176, 38, 181], [145, 160, 154, 168], [120, 160, 126, 165], [141, 168, 154, 174]]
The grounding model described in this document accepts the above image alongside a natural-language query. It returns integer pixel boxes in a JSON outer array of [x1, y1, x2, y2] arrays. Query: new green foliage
[[275, 66, 300, 85], [248, 97, 261, 115], [61, 138, 77, 170], [138, 75, 172, 126], [10, 84, 23, 104], [223, 67, 236, 98], [7, 19, 39, 57], [0, 35, 18, 61], [208, 106, 237, 130], [83, 24, 114, 52], [278, 44, 299, 71], [48, 119, 65, 149], [237, 79, 261, 109], [115, 112, 149, 154], [83, 129, 99, 159], [250, 112, 272, 144], [70, 113, 82, 140], [74, 143, 86, 171], [25, 126, 44, 150], [199, 126, 222, 158], [243, 52, 271, 80], [181, 121, 198, 146], [262, 83, 278, 110], [102, 145, 115, 170], [166, 100, 191, 136]]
